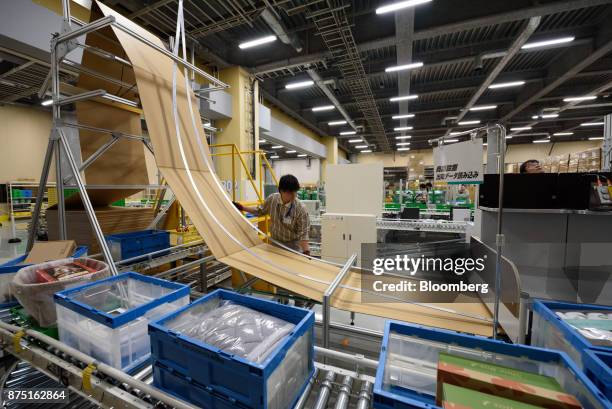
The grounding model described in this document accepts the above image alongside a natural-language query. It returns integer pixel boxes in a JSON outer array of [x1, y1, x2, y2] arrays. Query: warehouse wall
[[272, 158, 321, 185], [0, 104, 55, 183]]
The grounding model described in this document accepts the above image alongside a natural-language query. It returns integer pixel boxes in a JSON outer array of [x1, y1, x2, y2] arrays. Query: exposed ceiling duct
[[261, 8, 303, 53]]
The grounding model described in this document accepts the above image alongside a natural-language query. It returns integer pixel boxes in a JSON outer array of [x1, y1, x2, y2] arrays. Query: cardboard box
[[437, 353, 581, 409], [441, 383, 544, 409], [24, 241, 77, 264]]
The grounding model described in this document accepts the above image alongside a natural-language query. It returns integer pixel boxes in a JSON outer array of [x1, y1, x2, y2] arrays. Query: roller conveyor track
[[309, 215, 469, 233]]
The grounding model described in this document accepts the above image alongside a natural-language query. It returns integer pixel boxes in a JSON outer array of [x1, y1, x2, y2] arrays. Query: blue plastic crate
[[0, 246, 88, 305], [584, 350, 612, 401], [105, 230, 170, 261], [54, 272, 189, 372], [532, 300, 612, 370], [373, 320, 611, 409], [149, 289, 314, 409]]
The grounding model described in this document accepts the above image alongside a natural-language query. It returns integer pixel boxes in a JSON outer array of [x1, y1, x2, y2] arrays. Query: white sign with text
[[433, 139, 484, 184]]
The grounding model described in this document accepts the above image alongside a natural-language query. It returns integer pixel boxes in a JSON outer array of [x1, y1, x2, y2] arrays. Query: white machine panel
[[325, 163, 383, 217], [321, 213, 376, 266]]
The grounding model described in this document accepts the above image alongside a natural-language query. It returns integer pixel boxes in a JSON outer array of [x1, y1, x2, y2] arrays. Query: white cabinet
[[321, 213, 376, 266], [325, 163, 383, 217]]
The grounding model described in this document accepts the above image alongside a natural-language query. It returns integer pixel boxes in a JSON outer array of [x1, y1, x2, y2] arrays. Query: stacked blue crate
[[105, 230, 170, 261], [149, 289, 315, 409]]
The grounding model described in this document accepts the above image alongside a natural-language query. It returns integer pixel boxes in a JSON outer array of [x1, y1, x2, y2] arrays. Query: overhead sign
[[433, 139, 484, 184]]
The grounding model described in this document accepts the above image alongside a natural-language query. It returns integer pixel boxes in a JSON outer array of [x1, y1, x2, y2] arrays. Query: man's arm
[[234, 195, 271, 215], [295, 207, 310, 255]]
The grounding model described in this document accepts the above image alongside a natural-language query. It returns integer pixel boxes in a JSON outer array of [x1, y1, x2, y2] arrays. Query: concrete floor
[[0, 222, 28, 264]]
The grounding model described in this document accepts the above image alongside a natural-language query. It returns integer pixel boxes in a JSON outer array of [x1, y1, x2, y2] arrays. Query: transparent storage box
[[374, 320, 610, 409], [55, 272, 189, 373], [149, 289, 315, 409]]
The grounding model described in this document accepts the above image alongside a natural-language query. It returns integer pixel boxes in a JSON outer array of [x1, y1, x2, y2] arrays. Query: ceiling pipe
[[307, 69, 359, 133], [261, 8, 303, 53]]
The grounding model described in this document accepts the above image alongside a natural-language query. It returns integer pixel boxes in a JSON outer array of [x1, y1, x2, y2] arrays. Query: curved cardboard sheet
[[95, 1, 493, 336]]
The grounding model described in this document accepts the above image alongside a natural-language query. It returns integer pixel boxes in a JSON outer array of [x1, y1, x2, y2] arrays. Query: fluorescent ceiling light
[[458, 120, 480, 125], [522, 36, 575, 50], [385, 62, 424, 72], [239, 35, 277, 49], [469, 105, 497, 111], [286, 150, 297, 154], [340, 131, 357, 135], [532, 115, 539, 119], [541, 114, 559, 119], [505, 136, 513, 139], [483, 143, 488, 146], [298, 154, 307, 157], [533, 139, 550, 143], [376, 0, 433, 14], [355, 145, 369, 149], [581, 122, 604, 126], [285, 80, 314, 89], [270, 155, 279, 159], [395, 135, 412, 140], [589, 137, 604, 140], [390, 94, 418, 102], [361, 150, 372, 153], [449, 132, 464, 136], [554, 132, 573, 136], [312, 105, 335, 112], [563, 95, 597, 102], [258, 139, 266, 143], [328, 120, 347, 126], [348, 139, 363, 143], [392, 114, 415, 119], [489, 81, 525, 89], [271, 145, 283, 149], [510, 126, 532, 131], [444, 139, 459, 143], [394, 126, 413, 131], [396, 142, 411, 146], [41, 99, 53, 106], [397, 147, 411, 151]]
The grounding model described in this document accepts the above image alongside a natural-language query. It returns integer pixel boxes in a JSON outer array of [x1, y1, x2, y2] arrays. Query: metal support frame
[[429, 124, 506, 339], [323, 253, 357, 352]]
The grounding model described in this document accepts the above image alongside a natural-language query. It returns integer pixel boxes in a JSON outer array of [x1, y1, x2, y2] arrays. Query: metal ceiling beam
[[307, 69, 357, 133], [393, 8, 415, 139], [454, 16, 541, 125], [501, 21, 612, 122], [127, 0, 175, 19]]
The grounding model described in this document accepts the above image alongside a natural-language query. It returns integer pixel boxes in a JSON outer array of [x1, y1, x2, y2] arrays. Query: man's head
[[278, 174, 300, 203], [520, 159, 544, 174]]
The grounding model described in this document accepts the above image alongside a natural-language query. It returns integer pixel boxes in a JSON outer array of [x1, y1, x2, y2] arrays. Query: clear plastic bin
[[374, 321, 610, 409], [55, 272, 189, 373]]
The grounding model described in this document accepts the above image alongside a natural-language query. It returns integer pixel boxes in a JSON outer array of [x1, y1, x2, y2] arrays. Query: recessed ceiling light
[[41, 99, 53, 106], [505, 136, 513, 139], [394, 126, 413, 131], [286, 150, 296, 153], [385, 62, 424, 72], [238, 35, 277, 49], [285, 80, 314, 89], [270, 155, 279, 159], [581, 122, 604, 126], [395, 135, 412, 140], [563, 96, 597, 102], [458, 120, 480, 125], [340, 131, 357, 135], [489, 81, 525, 89], [444, 139, 459, 143], [328, 120, 347, 126], [298, 154, 307, 157], [390, 94, 418, 102], [271, 145, 282, 149], [532, 115, 539, 119], [521, 36, 575, 50], [589, 136, 604, 140], [376, 0, 433, 14], [469, 105, 497, 111], [348, 139, 363, 143], [258, 139, 266, 143], [355, 145, 369, 149], [392, 114, 415, 119], [361, 150, 372, 153], [397, 147, 411, 151], [396, 142, 411, 146], [312, 105, 335, 112], [511, 126, 532, 131], [554, 132, 573, 136], [449, 132, 464, 136], [533, 139, 550, 143], [541, 114, 559, 119]]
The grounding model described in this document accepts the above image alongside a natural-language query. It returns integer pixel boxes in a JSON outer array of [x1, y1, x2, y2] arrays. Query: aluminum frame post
[[63, 136, 119, 184], [54, 134, 67, 240], [493, 124, 507, 340], [26, 138, 56, 251], [57, 129, 118, 275], [323, 253, 357, 353]]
